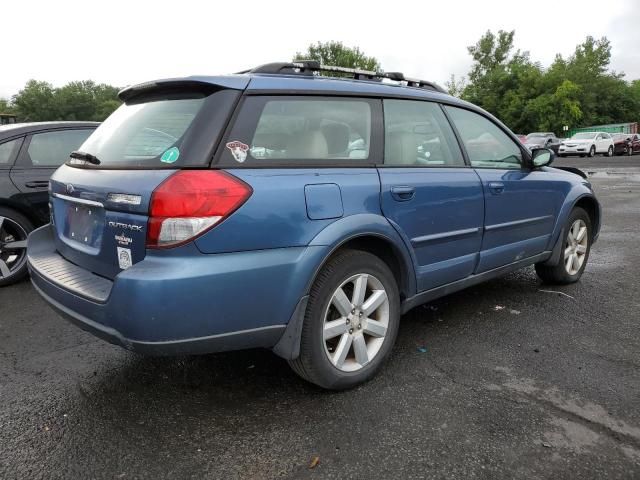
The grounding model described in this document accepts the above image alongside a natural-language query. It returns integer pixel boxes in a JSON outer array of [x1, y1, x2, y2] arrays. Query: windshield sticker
[[226, 141, 249, 163], [117, 247, 133, 270], [160, 147, 180, 164]]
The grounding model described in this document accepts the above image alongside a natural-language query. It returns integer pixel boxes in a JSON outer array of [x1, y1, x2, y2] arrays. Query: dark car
[[525, 132, 561, 153], [27, 63, 600, 389], [612, 133, 640, 156], [0, 122, 98, 285]]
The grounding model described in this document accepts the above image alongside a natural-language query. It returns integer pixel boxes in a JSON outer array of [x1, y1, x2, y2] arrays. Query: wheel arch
[[0, 199, 40, 227], [573, 195, 601, 241], [318, 234, 413, 301]]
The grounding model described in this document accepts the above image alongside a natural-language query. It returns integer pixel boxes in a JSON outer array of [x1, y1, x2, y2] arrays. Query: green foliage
[[445, 74, 466, 98], [294, 41, 381, 71], [459, 31, 640, 135], [9, 80, 121, 122]]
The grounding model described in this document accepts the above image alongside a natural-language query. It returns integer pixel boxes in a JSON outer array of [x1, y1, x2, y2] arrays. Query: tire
[[535, 207, 592, 285], [0, 207, 34, 287], [628, 145, 633, 156], [289, 249, 400, 390], [606, 145, 614, 157], [588, 145, 596, 157]]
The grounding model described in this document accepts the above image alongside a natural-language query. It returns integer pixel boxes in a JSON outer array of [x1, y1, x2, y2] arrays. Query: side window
[[26, 129, 94, 167], [0, 138, 23, 166], [222, 97, 372, 165], [445, 106, 522, 169], [383, 100, 464, 167]]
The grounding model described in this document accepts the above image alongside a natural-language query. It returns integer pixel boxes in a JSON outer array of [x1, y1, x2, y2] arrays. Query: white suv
[[559, 132, 614, 158]]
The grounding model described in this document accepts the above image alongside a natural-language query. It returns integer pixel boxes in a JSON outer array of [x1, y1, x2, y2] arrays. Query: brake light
[[147, 170, 252, 248]]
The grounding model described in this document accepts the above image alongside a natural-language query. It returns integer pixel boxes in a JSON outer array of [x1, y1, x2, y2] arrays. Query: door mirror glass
[[531, 147, 554, 167]]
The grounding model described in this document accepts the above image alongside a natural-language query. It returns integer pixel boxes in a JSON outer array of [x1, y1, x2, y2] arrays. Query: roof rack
[[237, 61, 447, 94]]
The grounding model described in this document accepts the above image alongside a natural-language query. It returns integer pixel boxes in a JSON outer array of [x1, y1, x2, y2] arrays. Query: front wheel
[[588, 145, 596, 157], [0, 207, 34, 287], [535, 207, 592, 284], [289, 249, 400, 390]]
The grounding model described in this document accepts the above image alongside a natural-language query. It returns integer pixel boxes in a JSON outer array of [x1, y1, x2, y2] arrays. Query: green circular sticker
[[161, 147, 180, 163]]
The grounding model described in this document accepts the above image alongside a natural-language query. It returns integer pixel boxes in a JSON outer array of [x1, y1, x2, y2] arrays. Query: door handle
[[391, 186, 415, 202], [488, 181, 505, 195], [25, 181, 49, 189]]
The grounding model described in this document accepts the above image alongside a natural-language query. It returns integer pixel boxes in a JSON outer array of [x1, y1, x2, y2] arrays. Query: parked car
[[0, 122, 98, 286], [515, 134, 527, 144], [558, 132, 614, 157], [612, 133, 640, 156], [27, 63, 601, 389], [524, 132, 560, 153]]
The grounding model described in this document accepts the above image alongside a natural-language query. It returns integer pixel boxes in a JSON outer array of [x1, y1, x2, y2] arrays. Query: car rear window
[[219, 97, 373, 166], [74, 89, 237, 168]]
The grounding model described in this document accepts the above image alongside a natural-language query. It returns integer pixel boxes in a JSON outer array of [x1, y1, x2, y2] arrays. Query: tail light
[[147, 170, 252, 248]]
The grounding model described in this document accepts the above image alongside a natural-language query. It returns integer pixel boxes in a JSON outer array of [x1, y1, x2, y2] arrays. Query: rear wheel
[[289, 250, 400, 390], [606, 145, 614, 157], [588, 145, 596, 157], [628, 145, 634, 156], [0, 207, 34, 287], [535, 207, 591, 284]]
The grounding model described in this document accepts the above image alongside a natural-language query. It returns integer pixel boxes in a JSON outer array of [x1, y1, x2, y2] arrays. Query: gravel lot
[[1, 156, 639, 479]]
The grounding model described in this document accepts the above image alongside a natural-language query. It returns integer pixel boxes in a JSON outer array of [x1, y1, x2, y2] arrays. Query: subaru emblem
[[66, 184, 75, 194]]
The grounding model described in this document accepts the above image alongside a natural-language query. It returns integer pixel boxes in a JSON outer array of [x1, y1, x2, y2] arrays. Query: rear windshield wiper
[[69, 151, 101, 165]]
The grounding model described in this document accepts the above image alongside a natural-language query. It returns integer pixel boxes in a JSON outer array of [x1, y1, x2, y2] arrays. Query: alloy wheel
[[0, 216, 28, 281], [322, 273, 390, 372], [564, 219, 588, 276]]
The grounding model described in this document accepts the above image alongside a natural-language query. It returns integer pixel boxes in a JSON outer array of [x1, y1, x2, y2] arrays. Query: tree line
[[2, 36, 639, 135], [0, 80, 121, 122], [448, 31, 640, 135]]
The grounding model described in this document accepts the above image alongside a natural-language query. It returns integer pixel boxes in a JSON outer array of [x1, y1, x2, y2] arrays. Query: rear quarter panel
[[195, 168, 382, 252]]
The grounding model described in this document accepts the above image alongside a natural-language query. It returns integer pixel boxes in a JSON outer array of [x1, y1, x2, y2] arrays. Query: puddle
[[586, 170, 640, 181]]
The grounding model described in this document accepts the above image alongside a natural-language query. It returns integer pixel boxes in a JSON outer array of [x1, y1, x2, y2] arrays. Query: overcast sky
[[2, 0, 639, 99]]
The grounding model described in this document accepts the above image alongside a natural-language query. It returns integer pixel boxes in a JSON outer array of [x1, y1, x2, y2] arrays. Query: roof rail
[[238, 61, 447, 94]]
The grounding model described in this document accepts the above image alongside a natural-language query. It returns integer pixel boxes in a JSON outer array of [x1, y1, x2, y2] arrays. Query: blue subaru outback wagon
[[27, 62, 600, 389]]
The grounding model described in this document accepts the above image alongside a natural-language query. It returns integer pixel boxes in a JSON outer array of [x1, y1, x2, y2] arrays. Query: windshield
[[572, 132, 596, 140], [76, 95, 206, 167]]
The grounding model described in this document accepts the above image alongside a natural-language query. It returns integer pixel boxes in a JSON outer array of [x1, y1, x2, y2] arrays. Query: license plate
[[65, 204, 102, 246]]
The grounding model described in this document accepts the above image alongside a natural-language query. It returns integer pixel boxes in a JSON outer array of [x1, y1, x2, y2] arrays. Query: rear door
[[378, 100, 484, 292], [445, 106, 561, 273], [10, 128, 94, 223], [0, 136, 24, 201]]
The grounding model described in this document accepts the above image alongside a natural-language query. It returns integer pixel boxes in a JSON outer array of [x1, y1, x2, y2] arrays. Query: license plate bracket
[[64, 203, 102, 247]]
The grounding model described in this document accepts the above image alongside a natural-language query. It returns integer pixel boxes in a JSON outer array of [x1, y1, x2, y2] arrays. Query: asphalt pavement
[[1, 155, 639, 479]]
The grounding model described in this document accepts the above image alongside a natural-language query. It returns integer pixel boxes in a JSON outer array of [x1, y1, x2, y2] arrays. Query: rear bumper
[[28, 225, 324, 355]]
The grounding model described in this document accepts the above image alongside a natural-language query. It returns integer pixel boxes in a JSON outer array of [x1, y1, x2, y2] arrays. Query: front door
[[379, 100, 484, 292], [445, 106, 561, 273]]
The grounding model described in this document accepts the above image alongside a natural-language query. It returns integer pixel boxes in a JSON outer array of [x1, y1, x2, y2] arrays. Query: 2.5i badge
[[117, 247, 133, 270]]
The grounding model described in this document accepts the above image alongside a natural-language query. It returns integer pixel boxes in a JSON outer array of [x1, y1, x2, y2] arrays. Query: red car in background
[[515, 134, 527, 144], [612, 133, 640, 156]]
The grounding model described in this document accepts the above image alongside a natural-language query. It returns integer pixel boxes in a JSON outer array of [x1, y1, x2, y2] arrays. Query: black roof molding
[[238, 61, 447, 94]]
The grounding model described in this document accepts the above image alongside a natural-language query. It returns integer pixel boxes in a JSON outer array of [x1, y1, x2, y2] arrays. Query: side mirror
[[531, 147, 554, 168]]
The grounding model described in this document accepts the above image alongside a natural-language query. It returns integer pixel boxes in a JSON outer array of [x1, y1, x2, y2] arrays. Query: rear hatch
[[49, 78, 245, 280]]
